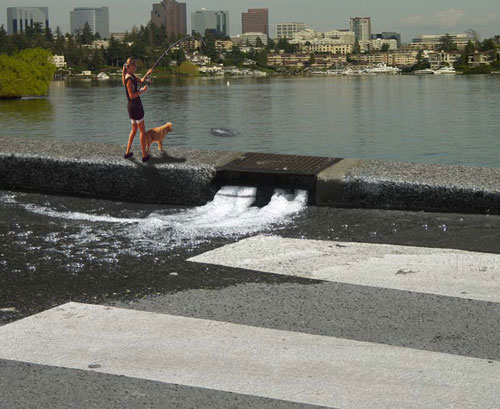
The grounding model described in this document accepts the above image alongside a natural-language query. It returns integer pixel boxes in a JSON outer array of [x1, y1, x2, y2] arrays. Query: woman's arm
[[126, 79, 147, 99], [137, 69, 153, 83]]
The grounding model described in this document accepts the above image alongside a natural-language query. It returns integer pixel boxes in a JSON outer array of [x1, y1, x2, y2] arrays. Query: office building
[[191, 10, 229, 37], [350, 17, 371, 42], [242, 8, 268, 36], [70, 7, 109, 38], [7, 7, 49, 35], [276, 22, 307, 39], [372, 32, 401, 47], [151, 0, 187, 37]]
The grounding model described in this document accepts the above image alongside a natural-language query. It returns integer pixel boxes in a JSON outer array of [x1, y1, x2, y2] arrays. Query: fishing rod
[[139, 35, 206, 89]]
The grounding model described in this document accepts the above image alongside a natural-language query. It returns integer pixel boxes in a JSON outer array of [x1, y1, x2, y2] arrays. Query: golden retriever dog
[[144, 122, 173, 153]]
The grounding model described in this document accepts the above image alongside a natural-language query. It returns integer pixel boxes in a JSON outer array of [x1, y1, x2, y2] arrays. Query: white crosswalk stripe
[[188, 235, 500, 302], [0, 302, 499, 409]]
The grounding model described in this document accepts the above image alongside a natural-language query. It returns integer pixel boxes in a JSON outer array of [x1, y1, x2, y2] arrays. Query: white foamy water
[[1, 187, 307, 258]]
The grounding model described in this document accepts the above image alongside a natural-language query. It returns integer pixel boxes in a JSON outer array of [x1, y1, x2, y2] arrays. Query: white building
[[289, 29, 355, 54], [191, 10, 229, 37], [231, 32, 268, 47], [7, 7, 49, 35], [350, 17, 371, 42], [276, 22, 307, 39], [52, 55, 66, 68], [70, 7, 110, 39]]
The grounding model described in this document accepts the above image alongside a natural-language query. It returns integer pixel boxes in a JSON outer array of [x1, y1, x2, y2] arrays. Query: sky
[[1, 0, 499, 42]]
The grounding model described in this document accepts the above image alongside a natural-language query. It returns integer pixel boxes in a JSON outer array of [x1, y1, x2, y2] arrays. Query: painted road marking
[[188, 235, 500, 302], [0, 302, 499, 408]]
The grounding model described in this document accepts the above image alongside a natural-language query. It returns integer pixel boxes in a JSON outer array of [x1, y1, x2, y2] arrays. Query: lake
[[1, 74, 499, 167]]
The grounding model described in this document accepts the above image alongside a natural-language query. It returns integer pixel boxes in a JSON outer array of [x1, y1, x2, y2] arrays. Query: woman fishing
[[122, 58, 153, 162]]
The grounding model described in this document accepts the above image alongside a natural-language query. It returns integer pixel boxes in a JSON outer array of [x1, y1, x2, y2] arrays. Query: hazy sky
[[2, 0, 499, 42]]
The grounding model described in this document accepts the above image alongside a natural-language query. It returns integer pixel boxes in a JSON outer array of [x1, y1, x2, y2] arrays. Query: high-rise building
[[191, 10, 229, 37], [70, 7, 110, 38], [241, 8, 268, 36], [151, 0, 187, 37], [7, 7, 49, 35], [276, 22, 307, 39], [350, 17, 371, 42]]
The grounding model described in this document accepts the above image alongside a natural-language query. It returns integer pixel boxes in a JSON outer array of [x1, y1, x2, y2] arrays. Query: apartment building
[[267, 52, 346, 69], [350, 51, 417, 67], [7, 7, 49, 35], [231, 32, 268, 47], [276, 22, 307, 39], [70, 7, 109, 38]]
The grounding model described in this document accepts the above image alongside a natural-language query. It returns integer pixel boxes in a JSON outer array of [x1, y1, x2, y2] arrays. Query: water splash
[[1, 187, 307, 260]]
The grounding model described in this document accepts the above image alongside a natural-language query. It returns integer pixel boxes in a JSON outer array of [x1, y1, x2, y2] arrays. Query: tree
[[79, 22, 94, 45], [255, 36, 264, 48], [352, 40, 361, 54], [0, 48, 56, 98], [412, 49, 430, 71], [380, 43, 390, 52], [177, 61, 199, 75], [480, 38, 496, 51], [439, 33, 457, 51], [309, 53, 316, 65]]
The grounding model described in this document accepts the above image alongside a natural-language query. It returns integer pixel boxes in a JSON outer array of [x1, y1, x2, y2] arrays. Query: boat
[[365, 63, 401, 74], [96, 72, 110, 80], [433, 66, 456, 75], [413, 68, 435, 75]]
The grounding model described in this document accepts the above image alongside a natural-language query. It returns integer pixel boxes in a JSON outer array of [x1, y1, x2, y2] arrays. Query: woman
[[122, 58, 153, 162]]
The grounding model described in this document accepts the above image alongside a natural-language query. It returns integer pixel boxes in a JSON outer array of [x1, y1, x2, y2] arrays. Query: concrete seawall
[[1, 136, 500, 214]]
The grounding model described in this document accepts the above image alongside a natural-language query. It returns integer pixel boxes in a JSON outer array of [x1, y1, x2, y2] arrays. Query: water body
[[1, 75, 499, 167]]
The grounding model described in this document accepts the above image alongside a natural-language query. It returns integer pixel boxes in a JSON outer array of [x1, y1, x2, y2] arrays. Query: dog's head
[[163, 122, 173, 132]]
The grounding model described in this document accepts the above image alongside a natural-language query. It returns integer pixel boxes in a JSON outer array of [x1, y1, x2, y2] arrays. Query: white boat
[[96, 72, 110, 80], [365, 63, 401, 74], [433, 66, 456, 75], [413, 68, 435, 75]]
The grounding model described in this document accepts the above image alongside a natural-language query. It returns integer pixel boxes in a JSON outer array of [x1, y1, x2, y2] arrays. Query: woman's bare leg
[[125, 123, 138, 155], [138, 120, 147, 158]]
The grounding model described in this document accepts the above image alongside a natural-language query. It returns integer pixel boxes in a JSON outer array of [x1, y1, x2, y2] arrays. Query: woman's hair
[[122, 58, 136, 85]]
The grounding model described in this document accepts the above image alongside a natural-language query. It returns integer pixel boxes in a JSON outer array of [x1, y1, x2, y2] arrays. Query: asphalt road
[[1, 189, 500, 408]]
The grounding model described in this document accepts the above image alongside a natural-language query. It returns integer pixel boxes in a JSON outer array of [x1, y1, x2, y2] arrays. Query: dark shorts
[[127, 99, 144, 121]]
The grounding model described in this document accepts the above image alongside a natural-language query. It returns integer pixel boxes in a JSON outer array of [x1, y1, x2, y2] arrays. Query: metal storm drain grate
[[220, 153, 340, 175]]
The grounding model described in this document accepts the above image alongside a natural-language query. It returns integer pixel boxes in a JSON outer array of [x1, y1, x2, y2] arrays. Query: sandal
[[142, 155, 150, 163], [124, 152, 133, 159]]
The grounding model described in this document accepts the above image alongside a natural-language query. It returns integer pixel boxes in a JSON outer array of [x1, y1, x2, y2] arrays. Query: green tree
[[309, 53, 316, 65], [79, 22, 94, 45], [255, 36, 264, 48], [0, 48, 56, 98], [439, 33, 457, 51], [177, 61, 199, 75], [412, 49, 430, 71], [480, 38, 496, 51], [380, 43, 390, 52], [352, 40, 361, 54]]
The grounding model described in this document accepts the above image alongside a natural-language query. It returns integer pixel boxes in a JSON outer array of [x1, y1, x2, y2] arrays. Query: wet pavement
[[2, 188, 500, 326], [1, 188, 500, 408]]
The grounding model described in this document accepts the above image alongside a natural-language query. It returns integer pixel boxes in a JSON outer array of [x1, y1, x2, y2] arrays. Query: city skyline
[[1, 0, 499, 41]]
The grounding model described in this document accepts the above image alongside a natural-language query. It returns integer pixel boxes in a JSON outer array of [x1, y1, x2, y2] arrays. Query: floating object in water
[[211, 128, 238, 137]]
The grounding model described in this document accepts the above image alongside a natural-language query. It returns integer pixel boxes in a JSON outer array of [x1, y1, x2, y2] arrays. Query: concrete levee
[[1, 136, 500, 214]]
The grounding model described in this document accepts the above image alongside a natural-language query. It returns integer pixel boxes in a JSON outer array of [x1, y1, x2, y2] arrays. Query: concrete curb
[[1, 136, 500, 214], [316, 159, 500, 214]]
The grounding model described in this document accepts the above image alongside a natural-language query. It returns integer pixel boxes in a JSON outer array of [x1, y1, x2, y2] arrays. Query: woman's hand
[[146, 69, 153, 76], [141, 85, 148, 94]]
